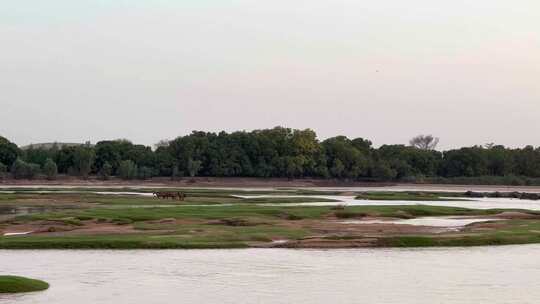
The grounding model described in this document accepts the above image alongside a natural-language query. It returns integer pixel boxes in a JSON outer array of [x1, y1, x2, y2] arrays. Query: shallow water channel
[[237, 194, 540, 210], [2, 246, 540, 304]]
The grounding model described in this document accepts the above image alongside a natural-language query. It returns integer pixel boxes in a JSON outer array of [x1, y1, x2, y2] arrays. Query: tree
[[440, 147, 489, 177], [118, 160, 138, 180], [137, 166, 154, 180], [371, 161, 397, 180], [323, 136, 369, 179], [10, 159, 40, 179], [0, 136, 21, 168], [42, 158, 58, 180], [24, 146, 55, 167], [187, 158, 202, 177], [171, 166, 182, 180], [0, 162, 6, 180], [154, 139, 170, 149], [4, 127, 540, 182], [11, 159, 27, 179], [409, 135, 439, 150], [28, 163, 41, 179], [284, 156, 304, 178], [98, 161, 113, 180], [73, 146, 95, 179], [330, 159, 345, 178]]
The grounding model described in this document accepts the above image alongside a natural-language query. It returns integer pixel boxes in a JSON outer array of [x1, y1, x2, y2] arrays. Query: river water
[[2, 246, 540, 304]]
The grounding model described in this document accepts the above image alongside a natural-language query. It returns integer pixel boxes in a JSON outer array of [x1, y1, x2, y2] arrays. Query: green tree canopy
[[0, 136, 21, 168]]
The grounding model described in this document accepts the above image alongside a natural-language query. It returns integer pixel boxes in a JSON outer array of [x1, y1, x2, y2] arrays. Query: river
[[2, 246, 540, 303]]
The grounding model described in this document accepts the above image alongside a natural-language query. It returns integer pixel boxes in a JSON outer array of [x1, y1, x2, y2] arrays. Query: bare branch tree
[[409, 135, 439, 150]]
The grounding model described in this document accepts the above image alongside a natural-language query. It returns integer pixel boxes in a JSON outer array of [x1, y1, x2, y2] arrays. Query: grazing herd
[[153, 191, 186, 201]]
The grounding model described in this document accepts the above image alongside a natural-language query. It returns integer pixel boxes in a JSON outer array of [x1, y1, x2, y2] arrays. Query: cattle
[[153, 191, 186, 201]]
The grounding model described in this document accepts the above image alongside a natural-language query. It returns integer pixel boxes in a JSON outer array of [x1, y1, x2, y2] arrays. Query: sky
[[1, 0, 539, 150]]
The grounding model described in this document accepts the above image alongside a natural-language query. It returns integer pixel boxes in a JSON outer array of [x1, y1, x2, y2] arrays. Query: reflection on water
[[2, 246, 540, 304], [341, 216, 503, 227], [240, 195, 540, 210]]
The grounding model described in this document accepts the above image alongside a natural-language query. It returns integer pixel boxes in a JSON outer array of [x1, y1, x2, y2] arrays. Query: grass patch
[[379, 220, 540, 247], [0, 276, 49, 293], [355, 191, 465, 201], [0, 222, 309, 249], [0, 234, 249, 249]]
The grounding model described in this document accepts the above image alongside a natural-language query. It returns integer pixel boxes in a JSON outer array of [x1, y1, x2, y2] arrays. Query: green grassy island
[[0, 276, 49, 293], [2, 188, 540, 249]]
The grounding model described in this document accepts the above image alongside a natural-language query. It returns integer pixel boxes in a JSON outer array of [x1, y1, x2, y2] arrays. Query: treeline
[[0, 127, 539, 184]]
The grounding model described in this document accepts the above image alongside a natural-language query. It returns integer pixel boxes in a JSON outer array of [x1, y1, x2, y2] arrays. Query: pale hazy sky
[[1, 0, 539, 150]]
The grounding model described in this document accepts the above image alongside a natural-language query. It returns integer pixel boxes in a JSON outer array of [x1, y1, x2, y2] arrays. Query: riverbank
[[0, 276, 49, 293], [2, 177, 540, 193]]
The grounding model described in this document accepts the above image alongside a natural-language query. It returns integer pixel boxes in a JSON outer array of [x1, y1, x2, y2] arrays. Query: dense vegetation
[[0, 276, 49, 293], [1, 127, 539, 184]]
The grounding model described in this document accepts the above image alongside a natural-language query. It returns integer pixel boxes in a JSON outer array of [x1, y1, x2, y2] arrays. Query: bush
[[42, 158, 58, 180]]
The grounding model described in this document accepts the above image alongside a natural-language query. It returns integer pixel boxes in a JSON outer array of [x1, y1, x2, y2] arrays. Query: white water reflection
[[3, 231, 33, 236], [94, 191, 154, 197], [238, 195, 540, 211], [2, 247, 540, 304], [0, 190, 154, 196], [341, 216, 503, 228]]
